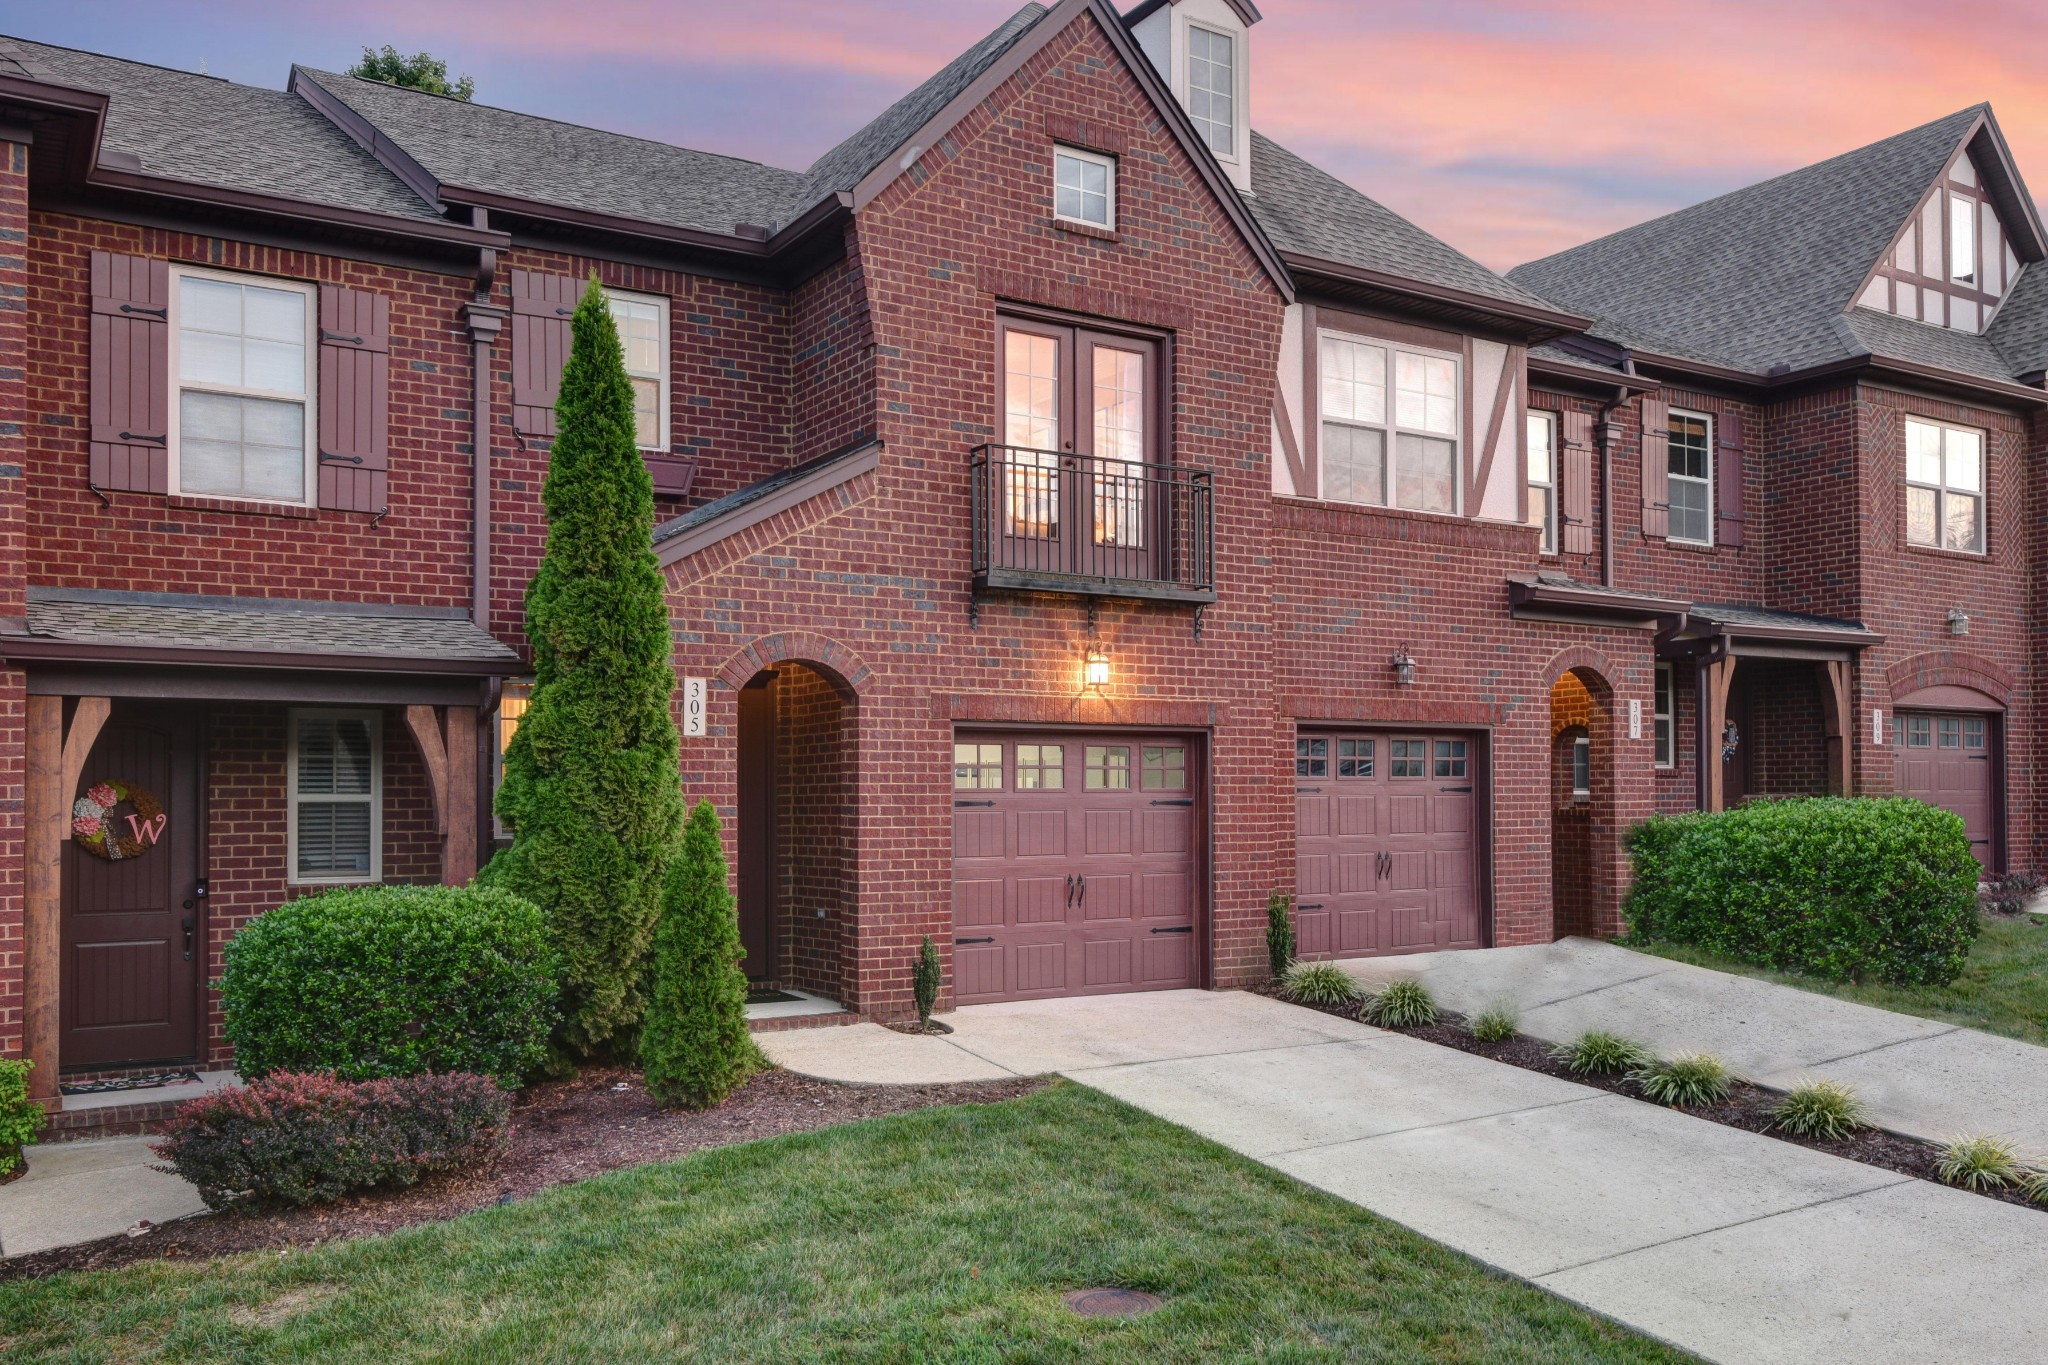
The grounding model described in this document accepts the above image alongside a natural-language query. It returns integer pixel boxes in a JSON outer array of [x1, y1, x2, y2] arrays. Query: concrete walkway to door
[[762, 990, 2048, 1364], [1339, 938, 2048, 1150]]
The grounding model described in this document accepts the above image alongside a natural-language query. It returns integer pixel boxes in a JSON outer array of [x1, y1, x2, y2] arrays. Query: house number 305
[[681, 677, 708, 738]]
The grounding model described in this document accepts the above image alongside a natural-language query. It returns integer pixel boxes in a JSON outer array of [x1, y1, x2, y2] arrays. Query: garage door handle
[[956, 936, 995, 945], [1065, 874, 1075, 907], [1077, 875, 1085, 905], [1150, 798, 1194, 807], [1151, 926, 1193, 934]]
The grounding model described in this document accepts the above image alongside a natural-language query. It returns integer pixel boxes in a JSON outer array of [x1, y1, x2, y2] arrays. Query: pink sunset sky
[[9, 0, 2047, 269]]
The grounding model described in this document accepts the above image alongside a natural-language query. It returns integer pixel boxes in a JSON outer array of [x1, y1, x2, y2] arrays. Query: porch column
[[404, 704, 479, 886], [1700, 655, 1736, 813], [1816, 659, 1853, 796], [23, 695, 110, 1109]]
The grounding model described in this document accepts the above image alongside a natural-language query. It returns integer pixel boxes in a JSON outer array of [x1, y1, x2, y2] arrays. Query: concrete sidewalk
[[763, 990, 2048, 1364], [1339, 938, 2048, 1149], [0, 1137, 207, 1258]]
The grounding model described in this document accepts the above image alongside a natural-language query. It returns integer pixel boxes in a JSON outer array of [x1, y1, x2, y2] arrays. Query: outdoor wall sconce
[[1084, 648, 1111, 690], [1949, 609, 1970, 636], [1390, 645, 1417, 687]]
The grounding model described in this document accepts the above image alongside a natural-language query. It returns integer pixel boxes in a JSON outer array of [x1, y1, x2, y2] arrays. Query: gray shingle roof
[[1246, 132, 1560, 312], [23, 589, 519, 664], [1987, 258, 2048, 376], [0, 36, 443, 222], [1508, 108, 2010, 380], [1689, 601, 1876, 637]]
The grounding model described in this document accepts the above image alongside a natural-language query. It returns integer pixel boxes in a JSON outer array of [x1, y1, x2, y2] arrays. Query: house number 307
[[681, 677, 708, 738]]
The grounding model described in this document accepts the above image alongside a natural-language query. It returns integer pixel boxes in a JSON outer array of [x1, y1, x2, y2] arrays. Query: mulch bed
[[1252, 983, 2045, 1214], [0, 1067, 1045, 1283]]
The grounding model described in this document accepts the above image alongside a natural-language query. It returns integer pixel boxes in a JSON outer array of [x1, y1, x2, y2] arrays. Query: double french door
[[996, 318, 1162, 583]]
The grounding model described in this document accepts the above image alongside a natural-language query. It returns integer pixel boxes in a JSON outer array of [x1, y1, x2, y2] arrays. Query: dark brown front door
[[951, 731, 1199, 1004], [1895, 710, 1999, 872], [61, 702, 202, 1069], [736, 675, 777, 981], [1295, 731, 1481, 957]]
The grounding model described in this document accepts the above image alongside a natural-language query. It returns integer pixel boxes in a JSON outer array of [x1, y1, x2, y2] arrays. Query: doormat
[[60, 1070, 203, 1097], [747, 988, 803, 1005]]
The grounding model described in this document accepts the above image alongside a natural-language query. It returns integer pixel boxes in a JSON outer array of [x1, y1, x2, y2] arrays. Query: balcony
[[969, 444, 1216, 604]]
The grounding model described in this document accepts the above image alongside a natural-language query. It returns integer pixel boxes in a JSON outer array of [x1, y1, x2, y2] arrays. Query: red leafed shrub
[[152, 1070, 510, 1211]]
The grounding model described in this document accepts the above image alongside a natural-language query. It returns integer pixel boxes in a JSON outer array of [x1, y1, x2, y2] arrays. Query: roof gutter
[[0, 636, 519, 675], [1282, 250, 1590, 340]]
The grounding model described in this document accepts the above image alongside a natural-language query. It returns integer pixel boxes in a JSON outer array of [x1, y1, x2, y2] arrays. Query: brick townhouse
[[0, 0, 2042, 1120]]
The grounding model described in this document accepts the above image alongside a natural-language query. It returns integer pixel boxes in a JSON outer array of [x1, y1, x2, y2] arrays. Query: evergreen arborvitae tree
[[485, 276, 683, 1062], [913, 936, 942, 1032], [643, 800, 758, 1109]]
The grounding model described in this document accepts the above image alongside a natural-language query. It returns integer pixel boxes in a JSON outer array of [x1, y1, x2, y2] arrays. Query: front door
[[61, 702, 202, 1069]]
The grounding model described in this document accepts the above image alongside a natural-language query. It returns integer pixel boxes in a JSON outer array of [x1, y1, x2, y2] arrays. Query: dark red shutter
[[511, 270, 577, 439], [1638, 397, 1669, 540], [1561, 409, 1594, 556], [1716, 409, 1746, 547], [317, 285, 391, 514], [88, 250, 170, 494]]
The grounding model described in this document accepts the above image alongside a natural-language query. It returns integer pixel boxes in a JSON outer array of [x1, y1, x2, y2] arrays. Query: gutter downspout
[[464, 211, 507, 630]]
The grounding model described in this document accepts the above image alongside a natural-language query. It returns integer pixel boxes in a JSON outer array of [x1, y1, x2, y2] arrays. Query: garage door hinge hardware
[[1151, 925, 1194, 934], [1149, 798, 1194, 807], [955, 799, 996, 808], [955, 937, 995, 945], [1440, 785, 1472, 793], [1296, 786, 1322, 794], [1296, 903, 1324, 911]]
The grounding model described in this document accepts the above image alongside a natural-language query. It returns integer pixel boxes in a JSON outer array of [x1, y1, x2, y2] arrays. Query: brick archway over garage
[[717, 632, 873, 698], [1884, 651, 2013, 708]]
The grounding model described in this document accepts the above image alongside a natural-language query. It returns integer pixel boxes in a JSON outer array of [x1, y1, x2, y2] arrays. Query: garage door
[[952, 732, 1199, 1004], [1294, 731, 1481, 957], [1895, 711, 1997, 871]]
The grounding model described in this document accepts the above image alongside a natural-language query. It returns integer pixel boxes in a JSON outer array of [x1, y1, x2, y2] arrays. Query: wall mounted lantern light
[[1390, 645, 1417, 687], [1084, 648, 1112, 690], [1949, 609, 1971, 637]]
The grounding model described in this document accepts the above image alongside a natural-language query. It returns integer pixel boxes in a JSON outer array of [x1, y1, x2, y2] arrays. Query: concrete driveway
[[1340, 938, 2048, 1149], [764, 990, 2048, 1365]]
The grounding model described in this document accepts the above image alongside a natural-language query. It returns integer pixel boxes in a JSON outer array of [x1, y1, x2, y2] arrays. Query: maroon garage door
[[1895, 711, 1998, 871], [1294, 731, 1481, 957], [951, 731, 1199, 1004]]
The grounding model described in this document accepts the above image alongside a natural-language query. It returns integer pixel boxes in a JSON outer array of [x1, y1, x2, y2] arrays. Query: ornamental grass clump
[[641, 801, 761, 1111], [1364, 979, 1438, 1028], [1630, 1052, 1734, 1107], [2023, 1167, 2048, 1205], [484, 276, 685, 1064], [1467, 1006, 1519, 1044], [1769, 1079, 1868, 1141], [1282, 960, 1361, 1006], [1549, 1031, 1651, 1076], [1934, 1134, 2027, 1191]]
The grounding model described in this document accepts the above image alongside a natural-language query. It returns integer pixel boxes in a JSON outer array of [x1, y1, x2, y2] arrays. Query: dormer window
[[1187, 24, 1236, 157], [1053, 147, 1116, 230]]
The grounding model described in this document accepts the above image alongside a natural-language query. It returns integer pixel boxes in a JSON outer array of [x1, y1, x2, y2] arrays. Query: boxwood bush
[[221, 885, 560, 1085], [1626, 797, 1978, 985]]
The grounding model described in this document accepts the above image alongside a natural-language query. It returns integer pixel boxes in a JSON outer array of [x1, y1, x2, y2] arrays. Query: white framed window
[[493, 679, 532, 840], [1905, 417, 1985, 553], [1186, 23, 1236, 158], [288, 709, 381, 885], [1527, 410, 1556, 552], [1571, 735, 1591, 798], [1949, 193, 1977, 285], [1053, 146, 1116, 230], [604, 289, 669, 451], [1318, 331, 1460, 515], [1654, 663, 1674, 768], [168, 266, 317, 505], [1666, 409, 1713, 545]]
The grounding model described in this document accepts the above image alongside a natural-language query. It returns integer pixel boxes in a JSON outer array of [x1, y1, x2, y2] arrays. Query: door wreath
[[72, 779, 167, 861]]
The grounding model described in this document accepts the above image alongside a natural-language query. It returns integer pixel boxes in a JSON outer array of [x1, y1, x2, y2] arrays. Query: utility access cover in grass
[[0, 1083, 1689, 1363]]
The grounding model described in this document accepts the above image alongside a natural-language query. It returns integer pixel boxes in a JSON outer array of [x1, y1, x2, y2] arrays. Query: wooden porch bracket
[[24, 694, 112, 1109], [405, 704, 479, 886], [1699, 655, 1737, 814], [1816, 659, 1854, 796]]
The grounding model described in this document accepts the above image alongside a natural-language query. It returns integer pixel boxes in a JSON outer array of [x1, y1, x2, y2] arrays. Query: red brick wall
[[772, 664, 853, 996], [1739, 660, 1829, 799], [790, 240, 874, 466]]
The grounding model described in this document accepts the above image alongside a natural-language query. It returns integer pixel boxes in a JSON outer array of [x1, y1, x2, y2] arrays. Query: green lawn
[[1627, 913, 2048, 1046], [0, 1084, 1682, 1364]]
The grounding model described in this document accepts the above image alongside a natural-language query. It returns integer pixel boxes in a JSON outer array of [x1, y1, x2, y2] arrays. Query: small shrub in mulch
[[1629, 1052, 1733, 1107], [1770, 1079, 1867, 1141], [0, 1057, 45, 1180], [1362, 979, 1438, 1028], [1981, 870, 2046, 919], [153, 1070, 511, 1212], [1281, 961, 1360, 1006]]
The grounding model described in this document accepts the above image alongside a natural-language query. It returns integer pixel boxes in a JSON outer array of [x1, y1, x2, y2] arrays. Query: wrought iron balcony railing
[[969, 444, 1215, 604]]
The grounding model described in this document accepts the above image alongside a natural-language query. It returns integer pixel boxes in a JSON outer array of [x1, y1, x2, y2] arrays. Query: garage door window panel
[[1016, 744, 1065, 790], [1390, 739, 1427, 778], [1338, 739, 1374, 778], [1296, 737, 1329, 777], [955, 743, 1003, 790], [1086, 745, 1132, 790], [1141, 745, 1186, 791]]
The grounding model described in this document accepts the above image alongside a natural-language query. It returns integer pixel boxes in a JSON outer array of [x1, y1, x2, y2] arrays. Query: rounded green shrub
[[1770, 1079, 1867, 1140], [1934, 1134, 2025, 1191], [1364, 979, 1438, 1028], [221, 884, 560, 1086], [1282, 960, 1361, 1006], [1630, 1052, 1733, 1107], [1626, 797, 1978, 986], [1549, 1031, 1650, 1075], [1468, 1007, 1519, 1043]]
